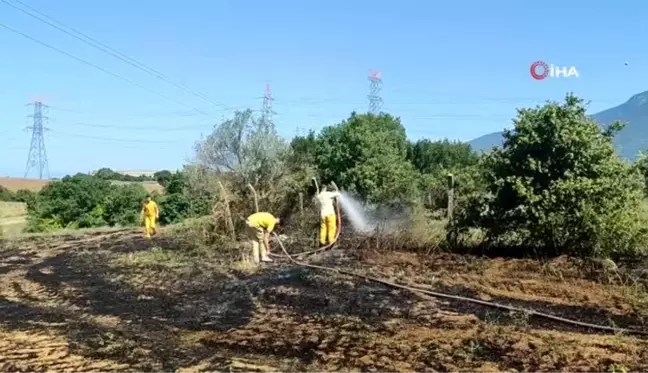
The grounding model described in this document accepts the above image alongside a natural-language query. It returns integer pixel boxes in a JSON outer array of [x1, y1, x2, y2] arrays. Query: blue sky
[[1, 0, 646, 178]]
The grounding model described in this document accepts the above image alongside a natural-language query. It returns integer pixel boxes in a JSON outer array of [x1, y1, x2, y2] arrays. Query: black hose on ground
[[271, 231, 648, 337]]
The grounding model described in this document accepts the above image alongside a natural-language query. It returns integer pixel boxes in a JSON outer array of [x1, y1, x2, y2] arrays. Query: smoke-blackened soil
[[1, 229, 647, 372]]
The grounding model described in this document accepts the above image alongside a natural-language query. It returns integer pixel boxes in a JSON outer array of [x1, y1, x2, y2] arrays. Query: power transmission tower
[[24, 101, 50, 179], [368, 69, 383, 114], [261, 83, 275, 127]]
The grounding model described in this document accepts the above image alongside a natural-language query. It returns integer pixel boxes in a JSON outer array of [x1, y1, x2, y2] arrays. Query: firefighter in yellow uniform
[[316, 185, 341, 246], [141, 196, 159, 239], [245, 212, 280, 264]]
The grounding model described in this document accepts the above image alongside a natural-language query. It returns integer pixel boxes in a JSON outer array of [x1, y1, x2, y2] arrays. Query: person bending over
[[245, 211, 280, 263]]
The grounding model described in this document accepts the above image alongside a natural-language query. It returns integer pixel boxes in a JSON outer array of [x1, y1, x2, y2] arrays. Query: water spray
[[336, 192, 373, 233]]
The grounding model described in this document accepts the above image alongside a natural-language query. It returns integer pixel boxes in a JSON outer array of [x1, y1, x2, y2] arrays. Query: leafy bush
[[26, 174, 148, 231], [314, 112, 420, 204], [454, 94, 648, 258], [93, 167, 157, 182], [0, 186, 14, 201], [13, 189, 40, 212], [408, 138, 479, 174], [12, 94, 648, 262]]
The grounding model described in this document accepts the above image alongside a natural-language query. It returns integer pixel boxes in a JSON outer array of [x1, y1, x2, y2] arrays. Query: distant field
[[0, 177, 164, 193], [0, 177, 49, 192], [110, 180, 164, 193], [0, 201, 27, 237]]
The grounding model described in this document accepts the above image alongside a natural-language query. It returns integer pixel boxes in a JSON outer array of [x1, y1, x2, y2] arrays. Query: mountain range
[[468, 91, 648, 160]]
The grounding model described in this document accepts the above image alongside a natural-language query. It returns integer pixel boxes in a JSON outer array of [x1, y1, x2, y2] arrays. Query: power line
[[274, 96, 626, 107], [66, 121, 213, 132], [1, 0, 233, 111], [48, 104, 258, 119], [56, 112, 516, 134], [48, 129, 181, 144], [0, 21, 212, 117], [46, 95, 624, 119]]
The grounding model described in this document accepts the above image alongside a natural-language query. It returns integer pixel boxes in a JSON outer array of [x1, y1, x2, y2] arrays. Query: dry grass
[[0, 201, 28, 237], [0, 177, 163, 193], [0, 202, 27, 219], [109, 180, 164, 193], [0, 177, 50, 192], [1, 227, 648, 371]]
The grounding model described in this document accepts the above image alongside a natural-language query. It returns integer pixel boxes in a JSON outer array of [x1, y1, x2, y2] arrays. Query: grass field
[[0, 177, 164, 193], [0, 227, 647, 371], [0, 201, 27, 237]]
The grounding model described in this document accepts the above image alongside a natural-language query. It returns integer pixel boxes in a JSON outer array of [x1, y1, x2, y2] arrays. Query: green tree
[[408, 139, 479, 174], [290, 130, 318, 166], [103, 183, 148, 226], [158, 193, 191, 225], [164, 171, 187, 195], [31, 174, 149, 230], [455, 94, 647, 258], [633, 150, 648, 195], [93, 167, 117, 180], [93, 167, 154, 182], [158, 170, 192, 224], [36, 174, 113, 228], [194, 109, 293, 213], [0, 186, 14, 201], [315, 112, 419, 203], [154, 170, 173, 187], [13, 189, 39, 212]]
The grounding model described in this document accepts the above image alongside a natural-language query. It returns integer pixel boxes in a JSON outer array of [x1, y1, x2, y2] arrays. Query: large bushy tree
[[194, 109, 308, 217], [315, 112, 419, 204], [36, 174, 113, 228], [195, 110, 289, 188], [408, 139, 479, 174], [455, 94, 648, 258], [27, 174, 149, 231]]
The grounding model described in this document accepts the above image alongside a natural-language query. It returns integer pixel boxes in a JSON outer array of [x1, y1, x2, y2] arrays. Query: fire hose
[[269, 197, 342, 258], [270, 231, 648, 336], [270, 181, 342, 257]]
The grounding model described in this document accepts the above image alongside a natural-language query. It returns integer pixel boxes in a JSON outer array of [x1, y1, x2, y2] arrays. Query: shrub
[[454, 94, 648, 258]]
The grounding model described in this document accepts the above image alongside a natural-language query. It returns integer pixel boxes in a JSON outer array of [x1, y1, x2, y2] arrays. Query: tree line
[[3, 93, 648, 260], [92, 168, 157, 182]]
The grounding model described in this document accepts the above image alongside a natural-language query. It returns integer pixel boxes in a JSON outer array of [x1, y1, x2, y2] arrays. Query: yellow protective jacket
[[142, 200, 158, 218], [247, 212, 277, 232], [316, 191, 340, 218]]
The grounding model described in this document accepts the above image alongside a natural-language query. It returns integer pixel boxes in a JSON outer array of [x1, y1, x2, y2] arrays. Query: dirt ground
[[1, 229, 648, 372]]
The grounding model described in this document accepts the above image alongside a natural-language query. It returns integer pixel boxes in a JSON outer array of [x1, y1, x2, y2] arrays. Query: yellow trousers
[[144, 216, 157, 238], [320, 214, 337, 245], [245, 223, 267, 263]]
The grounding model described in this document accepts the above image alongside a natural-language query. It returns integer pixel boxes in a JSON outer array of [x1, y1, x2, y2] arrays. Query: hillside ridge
[[468, 91, 648, 159]]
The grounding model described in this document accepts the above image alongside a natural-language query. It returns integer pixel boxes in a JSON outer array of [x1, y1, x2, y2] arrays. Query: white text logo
[[530, 61, 579, 80]]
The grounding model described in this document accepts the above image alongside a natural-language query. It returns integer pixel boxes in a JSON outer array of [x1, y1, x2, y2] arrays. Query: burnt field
[[1, 228, 648, 372]]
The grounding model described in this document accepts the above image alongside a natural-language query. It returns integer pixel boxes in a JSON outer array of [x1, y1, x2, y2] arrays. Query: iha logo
[[530, 61, 579, 80]]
